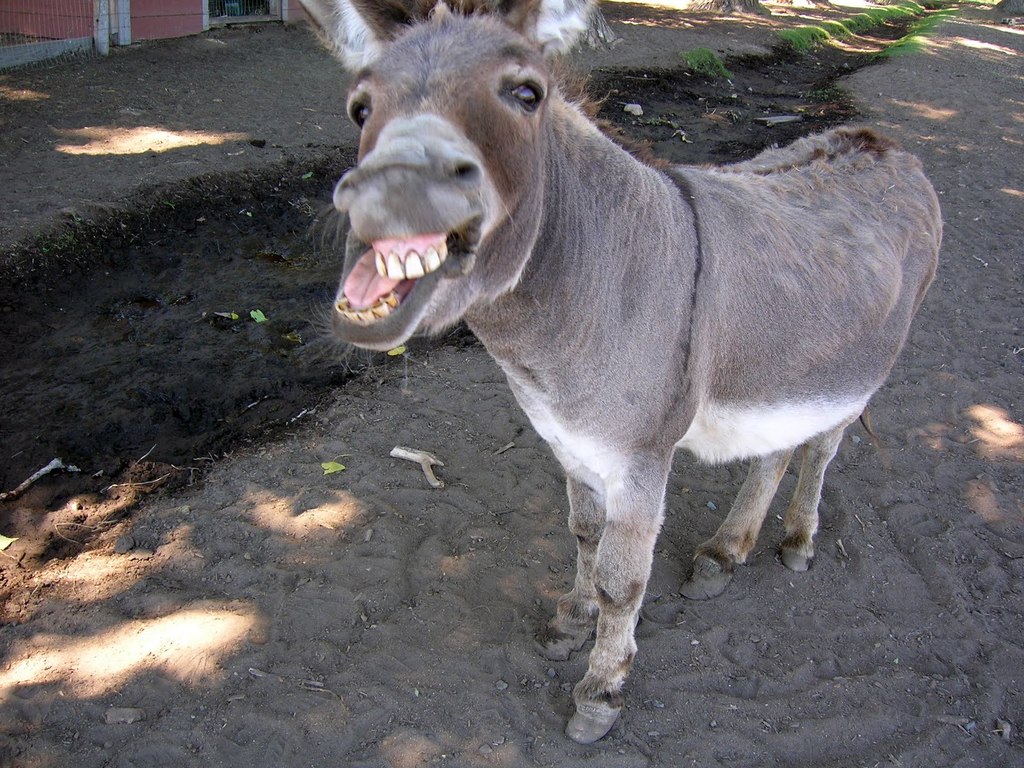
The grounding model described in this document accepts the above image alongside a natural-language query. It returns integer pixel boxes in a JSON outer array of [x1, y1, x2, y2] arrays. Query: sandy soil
[[1, 3, 1022, 767]]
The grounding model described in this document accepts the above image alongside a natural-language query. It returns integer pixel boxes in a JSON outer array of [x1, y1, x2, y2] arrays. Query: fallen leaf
[[250, 309, 268, 323], [0, 534, 18, 551], [213, 311, 239, 320], [387, 345, 407, 356], [321, 461, 346, 475]]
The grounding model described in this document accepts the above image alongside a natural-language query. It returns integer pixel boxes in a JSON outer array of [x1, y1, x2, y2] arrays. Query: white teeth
[[386, 251, 404, 280], [424, 246, 442, 273], [336, 290, 399, 325], [405, 252, 425, 279], [373, 239, 449, 281]]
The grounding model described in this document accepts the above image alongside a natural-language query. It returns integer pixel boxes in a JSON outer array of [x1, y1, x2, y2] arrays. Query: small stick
[[1, 458, 81, 501], [390, 446, 445, 488]]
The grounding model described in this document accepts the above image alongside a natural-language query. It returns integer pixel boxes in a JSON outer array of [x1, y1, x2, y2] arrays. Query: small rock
[[546, 667, 557, 678], [478, 744, 493, 755], [995, 718, 1012, 741], [495, 680, 508, 691], [707, 501, 718, 511], [104, 707, 146, 725], [623, 103, 643, 117], [249, 138, 267, 148], [127, 549, 154, 560], [114, 536, 135, 554]]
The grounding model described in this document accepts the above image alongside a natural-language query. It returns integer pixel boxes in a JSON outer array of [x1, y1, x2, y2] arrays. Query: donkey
[[299, 0, 941, 743]]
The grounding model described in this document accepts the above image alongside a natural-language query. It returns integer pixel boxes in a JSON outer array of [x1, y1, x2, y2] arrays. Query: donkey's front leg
[[538, 477, 603, 661], [566, 464, 668, 744]]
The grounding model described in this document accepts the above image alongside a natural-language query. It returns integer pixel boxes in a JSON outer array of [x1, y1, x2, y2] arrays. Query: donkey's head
[[302, 0, 593, 350]]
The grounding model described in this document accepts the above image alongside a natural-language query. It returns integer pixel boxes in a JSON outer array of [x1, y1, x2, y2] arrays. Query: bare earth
[[1, 3, 1022, 767]]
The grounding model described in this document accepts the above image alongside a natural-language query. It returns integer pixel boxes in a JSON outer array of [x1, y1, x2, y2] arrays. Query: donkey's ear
[[526, 0, 594, 56], [299, 0, 412, 69]]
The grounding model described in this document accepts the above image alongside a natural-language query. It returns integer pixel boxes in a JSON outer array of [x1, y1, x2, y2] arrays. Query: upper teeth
[[376, 241, 448, 281]]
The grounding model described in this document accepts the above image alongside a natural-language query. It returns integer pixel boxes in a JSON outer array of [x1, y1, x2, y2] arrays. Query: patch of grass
[[877, 8, 956, 57], [679, 47, 733, 79], [777, 26, 833, 52], [806, 84, 850, 103], [777, 2, 931, 52]]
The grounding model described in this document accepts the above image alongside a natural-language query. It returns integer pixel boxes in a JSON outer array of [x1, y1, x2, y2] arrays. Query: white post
[[116, 0, 131, 46], [94, 0, 111, 55]]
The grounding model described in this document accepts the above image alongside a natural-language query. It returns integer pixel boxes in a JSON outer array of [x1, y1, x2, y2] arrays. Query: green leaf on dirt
[[0, 534, 18, 551], [301, 171, 314, 180], [282, 331, 302, 344], [250, 309, 268, 323], [321, 461, 346, 475], [386, 345, 407, 356], [213, 311, 239, 320]]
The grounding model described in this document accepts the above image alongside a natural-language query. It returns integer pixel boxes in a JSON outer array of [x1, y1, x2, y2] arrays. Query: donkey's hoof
[[566, 701, 621, 744], [681, 554, 732, 600], [780, 547, 813, 572], [536, 624, 592, 661]]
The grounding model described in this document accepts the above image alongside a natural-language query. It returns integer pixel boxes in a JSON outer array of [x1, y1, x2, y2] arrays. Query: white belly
[[677, 399, 866, 464], [508, 365, 864, 503]]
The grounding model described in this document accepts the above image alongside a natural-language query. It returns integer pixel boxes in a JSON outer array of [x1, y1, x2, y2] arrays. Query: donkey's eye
[[349, 99, 371, 128], [509, 83, 543, 112]]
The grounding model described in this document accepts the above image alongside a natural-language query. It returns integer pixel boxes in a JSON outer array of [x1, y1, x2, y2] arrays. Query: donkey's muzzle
[[333, 114, 485, 243]]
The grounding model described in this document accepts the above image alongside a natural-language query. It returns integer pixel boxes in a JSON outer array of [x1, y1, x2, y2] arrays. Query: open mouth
[[335, 232, 450, 325]]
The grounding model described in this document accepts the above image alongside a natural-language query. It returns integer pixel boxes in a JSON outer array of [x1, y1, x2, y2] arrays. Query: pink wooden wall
[[2, 1, 312, 43], [131, 0, 204, 40], [2, 0, 93, 40]]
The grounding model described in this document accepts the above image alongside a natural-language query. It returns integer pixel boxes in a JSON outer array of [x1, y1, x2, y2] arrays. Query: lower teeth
[[336, 291, 398, 324]]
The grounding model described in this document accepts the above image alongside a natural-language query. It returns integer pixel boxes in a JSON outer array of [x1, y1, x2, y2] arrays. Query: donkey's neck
[[467, 100, 699, 375]]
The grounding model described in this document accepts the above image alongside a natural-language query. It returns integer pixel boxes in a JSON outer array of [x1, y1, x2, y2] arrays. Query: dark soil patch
[[0, 34, 893, 574], [589, 40, 888, 165]]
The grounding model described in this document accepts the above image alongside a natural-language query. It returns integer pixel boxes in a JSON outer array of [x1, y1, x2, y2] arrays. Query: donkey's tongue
[[343, 250, 399, 310]]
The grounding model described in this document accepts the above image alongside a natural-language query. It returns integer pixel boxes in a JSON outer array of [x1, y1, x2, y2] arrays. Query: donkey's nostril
[[451, 161, 481, 182]]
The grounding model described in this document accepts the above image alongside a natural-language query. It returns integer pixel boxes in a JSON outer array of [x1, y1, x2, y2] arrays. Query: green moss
[[679, 47, 733, 79], [777, 26, 833, 52], [877, 7, 957, 57], [777, 2, 934, 53]]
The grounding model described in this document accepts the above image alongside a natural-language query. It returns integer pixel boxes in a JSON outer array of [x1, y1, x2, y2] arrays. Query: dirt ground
[[1, 2, 1022, 766]]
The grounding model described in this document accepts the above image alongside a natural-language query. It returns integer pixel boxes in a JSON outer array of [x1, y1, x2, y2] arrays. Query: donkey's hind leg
[[780, 419, 853, 572], [682, 449, 793, 600], [538, 476, 604, 661]]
